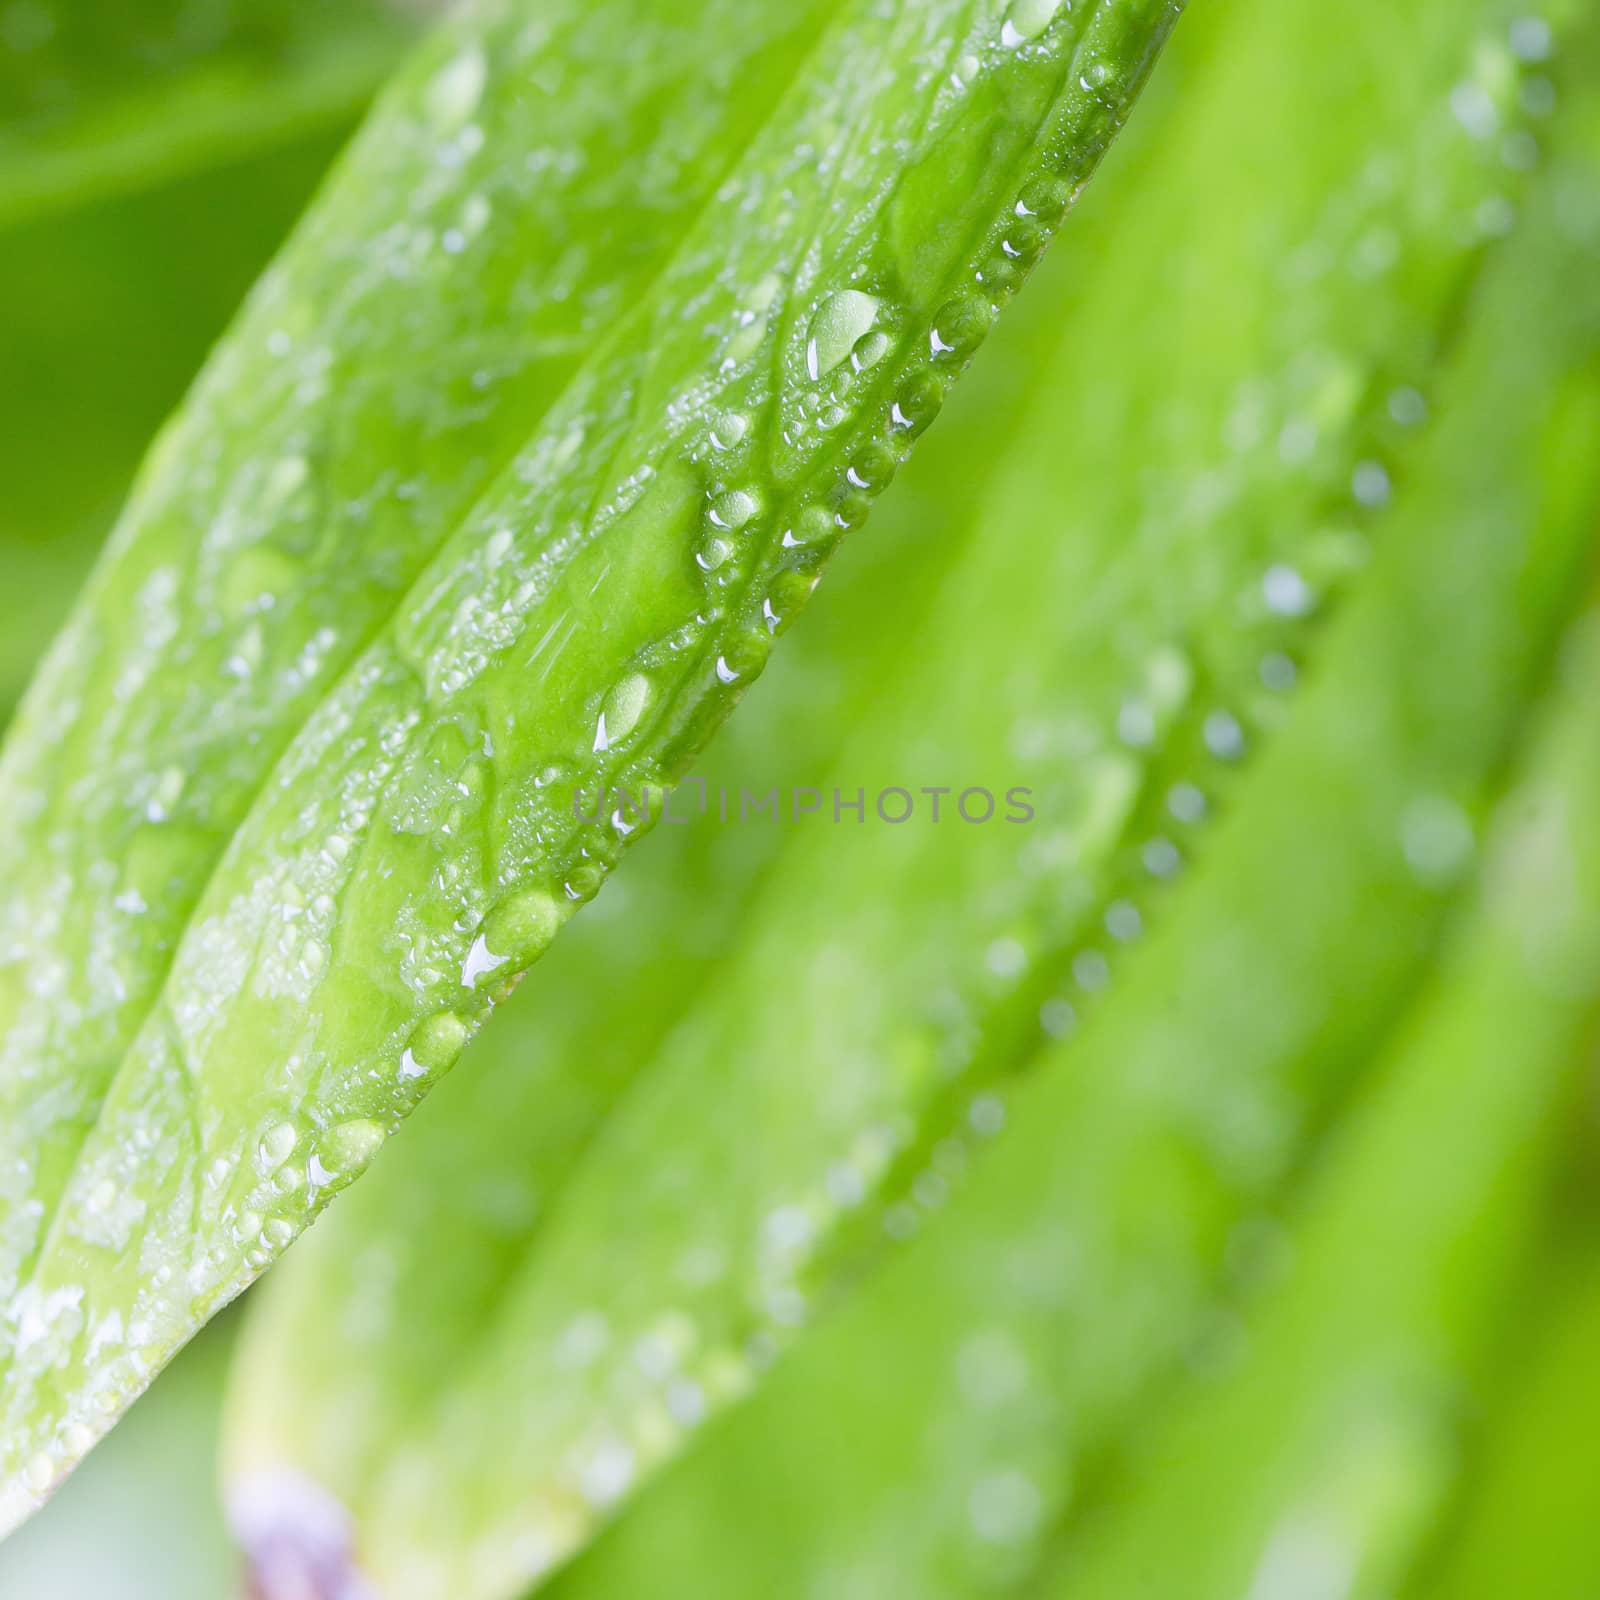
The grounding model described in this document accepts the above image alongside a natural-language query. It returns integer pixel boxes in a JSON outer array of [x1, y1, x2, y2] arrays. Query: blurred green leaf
[[222, 1, 1598, 1596], [1411, 1235, 1600, 1600], [0, 0, 1179, 1540], [1034, 610, 1600, 1600], [0, 0, 417, 229]]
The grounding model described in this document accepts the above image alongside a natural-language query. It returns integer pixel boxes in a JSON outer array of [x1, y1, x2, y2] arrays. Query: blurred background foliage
[[3, 0, 1600, 1597]]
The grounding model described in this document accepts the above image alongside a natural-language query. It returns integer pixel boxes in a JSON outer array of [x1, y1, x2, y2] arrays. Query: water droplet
[[426, 44, 487, 132], [709, 412, 749, 451], [969, 1094, 1007, 1136], [258, 1122, 298, 1173], [594, 672, 653, 752], [1260, 652, 1298, 693], [1262, 564, 1314, 617], [1143, 837, 1181, 878], [1352, 460, 1391, 508], [577, 1438, 636, 1509], [1168, 783, 1207, 826], [780, 506, 836, 553], [1204, 710, 1246, 762], [707, 489, 760, 531], [969, 1467, 1043, 1545], [929, 294, 993, 360], [1402, 795, 1475, 886], [890, 370, 944, 437], [986, 938, 1027, 980], [696, 535, 735, 572], [1001, 0, 1062, 47], [807, 290, 880, 380], [401, 1011, 469, 1081], [1450, 80, 1499, 141], [481, 889, 566, 970], [1039, 998, 1076, 1038], [1509, 15, 1552, 62], [1016, 175, 1070, 222], [850, 331, 891, 373], [311, 1120, 387, 1193], [1072, 949, 1110, 991]]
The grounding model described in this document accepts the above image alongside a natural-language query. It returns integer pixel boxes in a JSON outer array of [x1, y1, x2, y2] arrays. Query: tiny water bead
[[1262, 563, 1315, 618]]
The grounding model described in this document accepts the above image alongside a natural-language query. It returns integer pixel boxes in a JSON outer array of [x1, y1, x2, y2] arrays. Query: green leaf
[[0, 0, 1180, 1536], [0, 0, 418, 230], [1414, 1240, 1600, 1600], [221, 0, 1594, 1594], [1032, 616, 1600, 1600]]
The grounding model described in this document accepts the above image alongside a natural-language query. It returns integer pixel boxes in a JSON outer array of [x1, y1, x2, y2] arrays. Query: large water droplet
[[1001, 0, 1062, 47], [807, 290, 880, 380], [258, 1122, 298, 1173], [309, 1120, 387, 1193], [401, 1012, 469, 1081], [594, 673, 653, 752]]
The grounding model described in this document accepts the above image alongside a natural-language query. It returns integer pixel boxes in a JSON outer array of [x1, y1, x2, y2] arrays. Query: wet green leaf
[[0, 0, 1180, 1536]]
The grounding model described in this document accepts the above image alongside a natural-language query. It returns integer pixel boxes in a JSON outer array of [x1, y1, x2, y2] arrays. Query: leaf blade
[[0, 0, 1180, 1533]]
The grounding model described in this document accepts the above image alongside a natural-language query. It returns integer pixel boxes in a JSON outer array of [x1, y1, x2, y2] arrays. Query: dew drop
[[1262, 563, 1314, 617], [312, 1120, 387, 1192], [595, 672, 653, 752], [481, 889, 566, 970], [1039, 998, 1077, 1038], [807, 290, 880, 380], [1204, 710, 1247, 762], [426, 44, 487, 132], [850, 331, 891, 373], [258, 1121, 298, 1173], [1352, 459, 1391, 508], [709, 412, 749, 451], [401, 1011, 470, 1081], [928, 294, 993, 361], [1001, 0, 1062, 47], [708, 489, 760, 531]]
